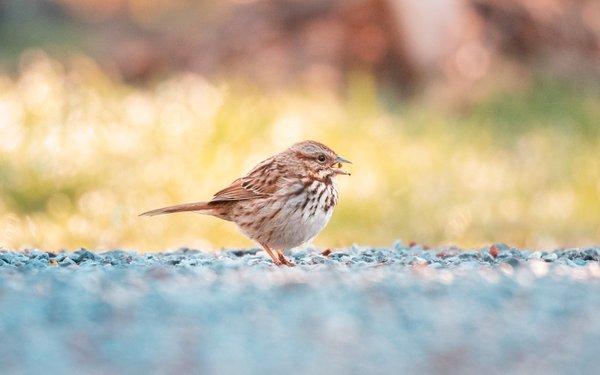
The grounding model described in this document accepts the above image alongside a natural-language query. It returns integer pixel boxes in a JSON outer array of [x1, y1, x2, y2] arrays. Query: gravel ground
[[1, 244, 600, 375]]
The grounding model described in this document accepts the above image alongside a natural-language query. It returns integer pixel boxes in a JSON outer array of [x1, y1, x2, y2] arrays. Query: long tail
[[140, 202, 212, 217]]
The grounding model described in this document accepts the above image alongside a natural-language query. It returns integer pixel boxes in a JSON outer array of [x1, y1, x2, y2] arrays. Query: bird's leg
[[276, 250, 295, 267], [261, 244, 282, 266]]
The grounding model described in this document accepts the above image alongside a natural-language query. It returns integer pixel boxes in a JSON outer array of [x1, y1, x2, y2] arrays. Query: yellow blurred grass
[[1, 52, 599, 251]]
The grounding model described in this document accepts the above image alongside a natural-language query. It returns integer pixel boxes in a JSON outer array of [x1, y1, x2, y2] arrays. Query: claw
[[277, 251, 295, 267]]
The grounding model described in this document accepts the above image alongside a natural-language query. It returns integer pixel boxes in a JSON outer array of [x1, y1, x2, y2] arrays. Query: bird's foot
[[277, 252, 295, 267]]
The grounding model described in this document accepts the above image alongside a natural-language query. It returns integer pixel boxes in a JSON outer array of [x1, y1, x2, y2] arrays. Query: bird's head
[[288, 140, 351, 181]]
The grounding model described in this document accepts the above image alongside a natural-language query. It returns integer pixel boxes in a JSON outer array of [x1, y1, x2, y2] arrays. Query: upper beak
[[333, 155, 352, 175]]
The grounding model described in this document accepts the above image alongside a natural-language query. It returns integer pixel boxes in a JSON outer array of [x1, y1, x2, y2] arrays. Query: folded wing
[[210, 158, 281, 202]]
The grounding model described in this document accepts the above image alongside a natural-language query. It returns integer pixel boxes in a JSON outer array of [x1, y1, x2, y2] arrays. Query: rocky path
[[1, 245, 599, 374]]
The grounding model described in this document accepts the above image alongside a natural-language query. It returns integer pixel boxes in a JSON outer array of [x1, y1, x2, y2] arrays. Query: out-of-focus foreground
[[1, 247, 600, 374], [0, 0, 599, 250]]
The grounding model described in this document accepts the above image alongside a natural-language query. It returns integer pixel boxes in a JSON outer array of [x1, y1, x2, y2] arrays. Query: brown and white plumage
[[141, 140, 351, 266]]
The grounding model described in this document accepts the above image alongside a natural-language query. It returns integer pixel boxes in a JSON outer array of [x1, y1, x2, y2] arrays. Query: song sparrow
[[141, 140, 351, 266]]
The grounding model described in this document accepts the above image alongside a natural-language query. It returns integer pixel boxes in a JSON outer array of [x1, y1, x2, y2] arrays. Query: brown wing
[[210, 157, 281, 202]]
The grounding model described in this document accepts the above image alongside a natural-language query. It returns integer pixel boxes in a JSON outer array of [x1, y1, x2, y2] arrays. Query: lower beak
[[333, 168, 351, 176]]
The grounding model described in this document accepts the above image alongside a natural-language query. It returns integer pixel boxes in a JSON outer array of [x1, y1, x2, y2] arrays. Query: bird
[[140, 140, 351, 266]]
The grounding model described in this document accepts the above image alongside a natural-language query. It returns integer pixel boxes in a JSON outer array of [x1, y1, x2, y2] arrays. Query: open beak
[[333, 155, 352, 175]]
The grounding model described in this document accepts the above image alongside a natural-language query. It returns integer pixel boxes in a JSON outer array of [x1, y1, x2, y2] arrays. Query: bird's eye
[[317, 154, 326, 163]]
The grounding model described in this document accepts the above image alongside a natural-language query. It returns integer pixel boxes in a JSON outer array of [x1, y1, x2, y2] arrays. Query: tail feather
[[140, 202, 211, 217]]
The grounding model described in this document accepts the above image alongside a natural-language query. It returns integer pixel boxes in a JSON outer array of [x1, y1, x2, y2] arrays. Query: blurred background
[[0, 0, 599, 251]]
